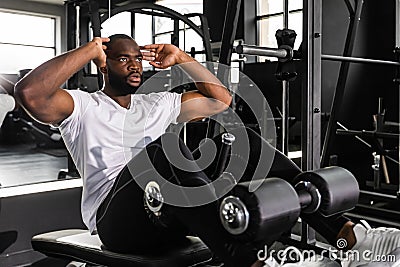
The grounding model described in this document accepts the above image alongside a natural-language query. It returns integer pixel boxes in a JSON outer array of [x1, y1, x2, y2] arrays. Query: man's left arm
[[141, 44, 232, 122]]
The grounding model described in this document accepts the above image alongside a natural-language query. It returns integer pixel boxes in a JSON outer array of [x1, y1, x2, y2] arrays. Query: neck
[[102, 87, 131, 109]]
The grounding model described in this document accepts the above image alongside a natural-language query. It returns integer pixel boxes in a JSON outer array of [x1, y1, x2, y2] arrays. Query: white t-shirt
[[58, 90, 182, 233]]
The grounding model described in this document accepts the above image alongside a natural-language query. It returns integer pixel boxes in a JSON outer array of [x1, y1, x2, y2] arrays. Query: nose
[[128, 60, 141, 72]]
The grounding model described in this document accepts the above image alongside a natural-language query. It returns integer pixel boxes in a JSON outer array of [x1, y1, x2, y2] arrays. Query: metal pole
[[236, 45, 288, 58], [198, 14, 213, 61], [397, 0, 400, 47], [172, 19, 179, 47], [343, 0, 355, 14], [282, 80, 289, 155], [396, 0, 400, 198], [88, 0, 103, 90], [336, 129, 400, 140], [218, 0, 242, 66], [76, 5, 80, 48], [302, 0, 321, 172], [206, 0, 242, 139], [66, 2, 78, 89], [283, 0, 289, 28], [300, 0, 322, 246], [282, 0, 289, 155], [321, 54, 400, 66], [131, 12, 135, 38], [63, 1, 80, 178]]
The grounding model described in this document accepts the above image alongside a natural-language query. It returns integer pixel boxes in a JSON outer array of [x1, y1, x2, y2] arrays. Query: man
[[15, 34, 400, 267]]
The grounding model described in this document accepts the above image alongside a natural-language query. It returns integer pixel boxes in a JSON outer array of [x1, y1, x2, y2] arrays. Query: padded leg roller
[[293, 166, 359, 216], [220, 178, 301, 243]]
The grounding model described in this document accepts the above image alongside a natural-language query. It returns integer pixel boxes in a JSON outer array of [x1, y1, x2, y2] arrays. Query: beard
[[107, 68, 143, 95]]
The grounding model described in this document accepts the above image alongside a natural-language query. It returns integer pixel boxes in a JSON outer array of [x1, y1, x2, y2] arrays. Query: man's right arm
[[14, 37, 109, 125]]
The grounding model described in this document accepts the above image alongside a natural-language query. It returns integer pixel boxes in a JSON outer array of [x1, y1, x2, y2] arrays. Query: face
[[104, 38, 143, 95]]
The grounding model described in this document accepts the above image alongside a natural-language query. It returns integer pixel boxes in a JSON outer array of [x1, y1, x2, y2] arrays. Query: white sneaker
[[341, 220, 400, 267]]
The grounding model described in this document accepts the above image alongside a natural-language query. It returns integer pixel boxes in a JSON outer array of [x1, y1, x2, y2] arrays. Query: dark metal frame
[[282, 0, 290, 155], [320, 0, 364, 167], [397, 0, 400, 197], [315, 0, 400, 227], [301, 0, 321, 172], [218, 0, 242, 66], [299, 0, 322, 246], [319, 0, 400, 197], [206, 0, 242, 139]]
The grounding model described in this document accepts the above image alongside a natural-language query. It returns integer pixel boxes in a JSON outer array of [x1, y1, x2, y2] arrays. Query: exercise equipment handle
[[212, 133, 236, 180], [236, 44, 288, 59]]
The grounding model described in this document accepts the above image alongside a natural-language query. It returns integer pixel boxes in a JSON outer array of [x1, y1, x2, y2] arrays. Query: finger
[[142, 44, 164, 54], [149, 61, 163, 69], [143, 56, 156, 61], [140, 47, 156, 52], [141, 44, 160, 49], [101, 37, 110, 43], [141, 51, 155, 57], [141, 51, 156, 61]]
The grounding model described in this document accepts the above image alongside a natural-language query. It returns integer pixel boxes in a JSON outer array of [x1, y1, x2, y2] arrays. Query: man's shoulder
[[65, 89, 93, 98]]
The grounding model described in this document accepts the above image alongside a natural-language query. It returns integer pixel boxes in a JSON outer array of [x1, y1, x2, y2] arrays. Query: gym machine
[[32, 130, 360, 266]]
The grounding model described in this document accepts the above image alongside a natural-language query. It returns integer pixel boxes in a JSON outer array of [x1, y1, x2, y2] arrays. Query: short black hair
[[106, 34, 136, 52], [108, 33, 133, 43]]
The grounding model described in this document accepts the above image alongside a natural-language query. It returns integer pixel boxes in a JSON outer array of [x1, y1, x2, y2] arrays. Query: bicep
[[177, 91, 229, 123], [19, 88, 74, 125]]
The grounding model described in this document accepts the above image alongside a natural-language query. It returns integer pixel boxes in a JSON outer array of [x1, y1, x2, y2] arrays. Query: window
[[156, 0, 205, 62], [101, 11, 132, 37], [0, 9, 64, 189], [0, 10, 58, 74], [257, 0, 302, 61]]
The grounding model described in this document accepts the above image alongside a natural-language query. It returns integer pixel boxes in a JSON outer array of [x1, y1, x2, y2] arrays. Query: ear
[[99, 66, 107, 74]]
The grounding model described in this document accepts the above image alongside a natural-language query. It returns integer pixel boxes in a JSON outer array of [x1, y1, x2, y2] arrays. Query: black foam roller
[[293, 166, 359, 216], [231, 178, 300, 243]]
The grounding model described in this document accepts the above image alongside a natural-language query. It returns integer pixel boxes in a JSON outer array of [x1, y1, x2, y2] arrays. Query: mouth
[[127, 72, 141, 85]]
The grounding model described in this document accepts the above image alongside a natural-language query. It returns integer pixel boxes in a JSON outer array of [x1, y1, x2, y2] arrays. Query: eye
[[119, 57, 128, 62], [136, 57, 143, 62]]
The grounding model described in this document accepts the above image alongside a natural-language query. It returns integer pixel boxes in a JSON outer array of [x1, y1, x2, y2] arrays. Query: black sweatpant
[[96, 129, 349, 266], [96, 133, 259, 267]]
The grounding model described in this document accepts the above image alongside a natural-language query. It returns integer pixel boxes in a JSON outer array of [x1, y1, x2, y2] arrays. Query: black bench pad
[[32, 229, 212, 267]]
